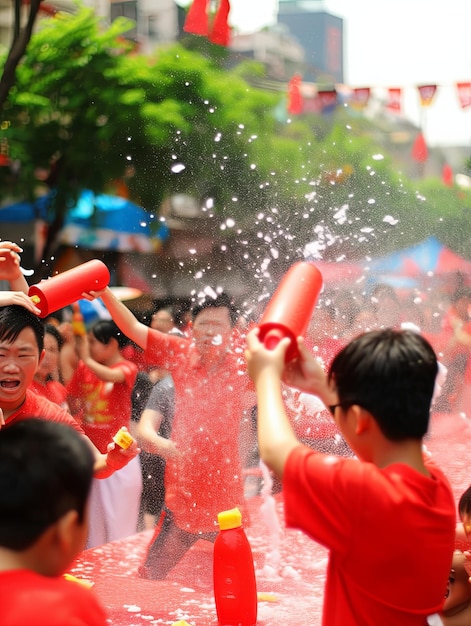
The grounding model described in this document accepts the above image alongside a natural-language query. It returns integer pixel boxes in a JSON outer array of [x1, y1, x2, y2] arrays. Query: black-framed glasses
[[328, 404, 343, 416]]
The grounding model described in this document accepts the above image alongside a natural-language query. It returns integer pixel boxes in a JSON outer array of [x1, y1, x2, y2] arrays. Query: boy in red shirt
[[0, 418, 107, 625], [245, 327, 456, 626]]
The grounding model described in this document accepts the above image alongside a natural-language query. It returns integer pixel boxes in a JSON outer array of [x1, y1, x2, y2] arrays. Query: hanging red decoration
[[411, 132, 428, 163], [417, 84, 437, 107], [386, 87, 402, 114], [209, 0, 231, 46], [442, 163, 453, 186], [184, 0, 209, 37], [287, 74, 303, 115]]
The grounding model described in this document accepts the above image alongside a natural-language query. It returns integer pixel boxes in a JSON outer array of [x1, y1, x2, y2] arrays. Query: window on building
[[110, 1, 138, 42]]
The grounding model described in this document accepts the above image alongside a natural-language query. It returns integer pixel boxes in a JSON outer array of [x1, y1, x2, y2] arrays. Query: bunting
[[417, 84, 437, 107], [411, 132, 428, 163], [456, 82, 471, 109], [386, 88, 402, 114], [351, 87, 371, 109]]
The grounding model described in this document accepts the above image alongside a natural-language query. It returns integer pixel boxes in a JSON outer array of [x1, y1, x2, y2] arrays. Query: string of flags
[[287, 75, 471, 116]]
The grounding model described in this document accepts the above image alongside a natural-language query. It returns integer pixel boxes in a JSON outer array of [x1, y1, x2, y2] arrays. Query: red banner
[[417, 84, 437, 107], [386, 88, 402, 114], [456, 82, 471, 109], [351, 87, 370, 109]]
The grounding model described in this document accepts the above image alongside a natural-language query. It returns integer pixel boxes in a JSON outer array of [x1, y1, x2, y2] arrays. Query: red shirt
[[30, 379, 69, 409], [5, 389, 83, 434], [66, 360, 137, 453], [0, 569, 107, 625], [283, 445, 456, 626], [145, 330, 252, 533]]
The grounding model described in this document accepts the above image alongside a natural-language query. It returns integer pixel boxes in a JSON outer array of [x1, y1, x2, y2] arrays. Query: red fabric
[[417, 84, 437, 107], [66, 360, 137, 453], [456, 82, 471, 109], [283, 446, 455, 626], [30, 379, 68, 408], [287, 74, 303, 115], [145, 331, 251, 533], [183, 0, 209, 36], [209, 0, 231, 46], [386, 87, 402, 113], [442, 163, 453, 186], [412, 132, 428, 162], [0, 569, 108, 625], [5, 389, 83, 433]]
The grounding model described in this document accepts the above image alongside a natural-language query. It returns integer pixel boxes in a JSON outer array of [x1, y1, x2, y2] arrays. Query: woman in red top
[[65, 320, 141, 548]]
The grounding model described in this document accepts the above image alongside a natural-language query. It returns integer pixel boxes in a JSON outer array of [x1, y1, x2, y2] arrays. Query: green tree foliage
[[0, 5, 469, 270]]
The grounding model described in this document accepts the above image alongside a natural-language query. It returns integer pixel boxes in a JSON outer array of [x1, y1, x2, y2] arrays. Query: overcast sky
[[229, 0, 471, 146]]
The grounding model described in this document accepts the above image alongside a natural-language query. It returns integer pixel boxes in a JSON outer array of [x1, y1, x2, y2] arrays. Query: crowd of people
[[1, 239, 471, 624]]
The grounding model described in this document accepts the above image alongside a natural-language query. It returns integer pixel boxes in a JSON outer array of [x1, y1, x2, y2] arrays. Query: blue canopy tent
[[0, 190, 169, 253]]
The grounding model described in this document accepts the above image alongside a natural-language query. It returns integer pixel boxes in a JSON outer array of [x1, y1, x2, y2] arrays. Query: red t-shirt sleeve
[[283, 445, 359, 554]]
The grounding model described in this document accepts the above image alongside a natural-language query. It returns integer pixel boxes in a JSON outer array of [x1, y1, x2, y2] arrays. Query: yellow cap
[[30, 295, 41, 304], [63, 573, 94, 588], [112, 428, 133, 450], [217, 507, 242, 530]]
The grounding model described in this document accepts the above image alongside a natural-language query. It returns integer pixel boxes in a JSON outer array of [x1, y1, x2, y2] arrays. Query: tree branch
[[0, 0, 43, 110]]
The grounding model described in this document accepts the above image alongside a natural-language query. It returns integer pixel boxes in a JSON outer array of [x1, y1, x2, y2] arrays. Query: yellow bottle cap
[[30, 295, 41, 304], [112, 428, 134, 450], [217, 507, 242, 530], [63, 573, 94, 588]]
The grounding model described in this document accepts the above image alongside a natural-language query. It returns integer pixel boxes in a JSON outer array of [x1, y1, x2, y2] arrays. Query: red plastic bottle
[[213, 507, 257, 626], [257, 261, 323, 362], [28, 259, 110, 318]]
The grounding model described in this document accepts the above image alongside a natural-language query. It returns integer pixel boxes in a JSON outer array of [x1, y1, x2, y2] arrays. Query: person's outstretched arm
[[84, 287, 149, 350]]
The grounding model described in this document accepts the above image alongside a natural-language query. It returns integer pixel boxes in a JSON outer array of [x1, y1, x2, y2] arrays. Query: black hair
[[44, 323, 64, 350], [459, 486, 471, 519], [0, 305, 44, 353], [91, 319, 128, 349], [0, 419, 94, 550], [328, 328, 438, 441], [191, 292, 238, 326]]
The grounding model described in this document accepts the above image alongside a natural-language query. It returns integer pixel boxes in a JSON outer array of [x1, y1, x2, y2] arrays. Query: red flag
[[456, 82, 471, 109], [184, 0, 209, 36], [386, 87, 402, 114], [442, 164, 453, 186], [417, 84, 437, 107], [317, 88, 337, 114], [287, 74, 303, 115], [209, 0, 231, 46], [411, 132, 428, 163], [351, 87, 370, 109]]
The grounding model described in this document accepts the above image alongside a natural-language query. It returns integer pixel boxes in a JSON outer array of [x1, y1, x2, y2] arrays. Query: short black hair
[[0, 305, 44, 353], [191, 292, 238, 326], [91, 319, 128, 349], [459, 486, 471, 519], [328, 328, 438, 441], [44, 323, 64, 350], [0, 419, 94, 550]]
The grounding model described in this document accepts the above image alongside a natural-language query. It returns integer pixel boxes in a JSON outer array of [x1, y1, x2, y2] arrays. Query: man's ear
[[352, 405, 371, 435], [38, 348, 45, 366]]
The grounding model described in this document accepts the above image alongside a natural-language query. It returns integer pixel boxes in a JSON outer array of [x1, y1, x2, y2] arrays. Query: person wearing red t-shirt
[[246, 327, 456, 626], [30, 323, 70, 410], [85, 287, 255, 579], [0, 302, 137, 480], [0, 418, 108, 626], [65, 319, 141, 548]]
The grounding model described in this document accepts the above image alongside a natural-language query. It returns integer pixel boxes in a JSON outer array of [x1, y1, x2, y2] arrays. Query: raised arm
[[0, 241, 30, 294], [85, 287, 149, 350]]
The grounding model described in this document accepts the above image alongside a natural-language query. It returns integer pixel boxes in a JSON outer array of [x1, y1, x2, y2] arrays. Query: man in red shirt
[[0, 418, 108, 625], [87, 287, 255, 579], [0, 300, 137, 479], [246, 327, 456, 626]]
